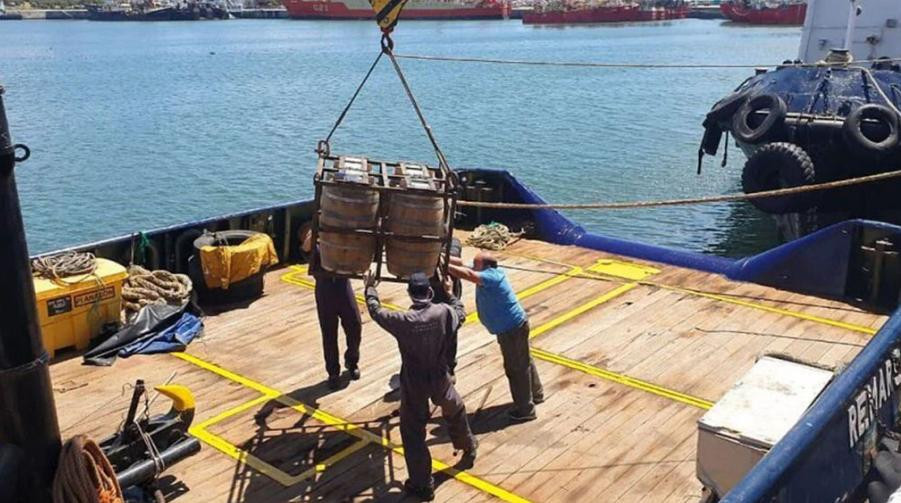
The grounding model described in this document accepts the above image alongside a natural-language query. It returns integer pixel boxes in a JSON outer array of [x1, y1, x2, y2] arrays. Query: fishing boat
[[522, 0, 688, 25], [281, 0, 510, 20], [720, 0, 806, 25]]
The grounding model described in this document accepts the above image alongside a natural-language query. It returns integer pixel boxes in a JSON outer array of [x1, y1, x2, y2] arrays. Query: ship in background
[[720, 0, 806, 25], [521, 1, 688, 25], [282, 0, 510, 20]]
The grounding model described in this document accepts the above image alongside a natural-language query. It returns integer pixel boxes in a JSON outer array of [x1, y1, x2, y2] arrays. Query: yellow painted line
[[281, 265, 405, 312], [588, 259, 659, 280], [650, 282, 878, 336], [529, 283, 640, 340], [195, 395, 273, 429], [512, 252, 878, 337], [173, 352, 531, 503], [191, 417, 369, 486], [530, 347, 714, 410]]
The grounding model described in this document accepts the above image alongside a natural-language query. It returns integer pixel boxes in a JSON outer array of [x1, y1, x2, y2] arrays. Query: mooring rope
[[32, 252, 97, 281], [457, 168, 901, 210], [393, 53, 901, 70]]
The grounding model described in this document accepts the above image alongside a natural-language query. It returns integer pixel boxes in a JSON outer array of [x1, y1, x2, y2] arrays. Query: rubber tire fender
[[843, 103, 900, 156], [731, 93, 787, 144], [741, 142, 817, 214]]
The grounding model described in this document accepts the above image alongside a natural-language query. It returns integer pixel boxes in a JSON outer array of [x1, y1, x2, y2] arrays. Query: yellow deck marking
[[529, 283, 639, 340], [514, 252, 878, 336], [530, 348, 713, 410], [191, 412, 369, 486], [173, 352, 531, 503], [281, 265, 405, 312], [588, 259, 660, 280], [648, 282, 878, 335]]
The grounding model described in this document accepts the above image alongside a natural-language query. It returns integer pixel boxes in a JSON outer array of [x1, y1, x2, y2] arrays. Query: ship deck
[[49, 233, 887, 502]]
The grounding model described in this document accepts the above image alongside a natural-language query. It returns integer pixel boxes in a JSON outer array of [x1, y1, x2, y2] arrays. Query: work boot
[[403, 479, 435, 501], [533, 394, 545, 405], [459, 439, 478, 468], [507, 408, 537, 423], [327, 375, 341, 391], [347, 367, 361, 381]]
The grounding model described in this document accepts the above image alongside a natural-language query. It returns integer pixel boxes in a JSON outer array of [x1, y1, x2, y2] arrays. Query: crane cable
[[456, 167, 901, 210]]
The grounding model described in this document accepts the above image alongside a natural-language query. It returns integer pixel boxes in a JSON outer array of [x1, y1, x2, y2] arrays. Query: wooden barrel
[[386, 238, 443, 279], [319, 184, 379, 230], [318, 181, 378, 274], [319, 231, 376, 274], [386, 192, 445, 278]]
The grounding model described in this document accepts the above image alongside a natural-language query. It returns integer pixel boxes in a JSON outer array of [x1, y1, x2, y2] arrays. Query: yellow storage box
[[33, 258, 128, 358]]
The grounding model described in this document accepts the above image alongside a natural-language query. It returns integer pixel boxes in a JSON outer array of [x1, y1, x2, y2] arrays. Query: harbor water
[[1, 19, 800, 256]]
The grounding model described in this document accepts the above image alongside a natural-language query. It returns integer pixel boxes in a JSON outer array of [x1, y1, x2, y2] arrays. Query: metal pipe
[[115, 438, 201, 489], [0, 85, 61, 502]]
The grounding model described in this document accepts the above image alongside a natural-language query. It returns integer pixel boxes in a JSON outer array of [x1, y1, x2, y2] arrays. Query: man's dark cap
[[408, 272, 432, 301]]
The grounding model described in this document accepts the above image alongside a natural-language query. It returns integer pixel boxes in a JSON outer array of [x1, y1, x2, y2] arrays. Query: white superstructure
[[799, 0, 901, 62]]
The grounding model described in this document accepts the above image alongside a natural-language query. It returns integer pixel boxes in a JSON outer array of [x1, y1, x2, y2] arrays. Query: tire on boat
[[843, 103, 900, 157], [190, 230, 266, 305], [731, 93, 787, 144], [741, 142, 817, 214]]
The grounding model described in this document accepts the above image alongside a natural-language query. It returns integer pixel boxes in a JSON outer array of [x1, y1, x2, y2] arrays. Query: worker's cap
[[407, 272, 433, 302]]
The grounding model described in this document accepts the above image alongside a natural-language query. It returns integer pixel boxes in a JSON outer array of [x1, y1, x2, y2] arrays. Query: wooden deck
[[50, 234, 888, 502]]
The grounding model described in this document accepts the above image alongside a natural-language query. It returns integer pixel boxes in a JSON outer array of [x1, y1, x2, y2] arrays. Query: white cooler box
[[697, 355, 835, 497]]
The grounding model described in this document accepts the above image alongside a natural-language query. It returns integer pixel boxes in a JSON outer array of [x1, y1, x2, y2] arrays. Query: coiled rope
[[52, 435, 124, 503], [32, 252, 97, 282], [457, 168, 901, 210], [466, 222, 522, 250], [122, 265, 192, 321], [394, 53, 901, 70]]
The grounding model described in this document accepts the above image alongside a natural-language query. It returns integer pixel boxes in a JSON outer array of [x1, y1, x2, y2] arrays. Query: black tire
[[741, 142, 817, 214], [190, 230, 268, 305], [843, 104, 900, 156], [732, 93, 787, 144]]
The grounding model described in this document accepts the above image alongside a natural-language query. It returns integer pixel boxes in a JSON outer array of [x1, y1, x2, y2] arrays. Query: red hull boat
[[720, 1, 806, 25], [522, 3, 688, 24]]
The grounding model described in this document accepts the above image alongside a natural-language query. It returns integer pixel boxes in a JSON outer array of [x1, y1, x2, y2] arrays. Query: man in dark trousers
[[429, 238, 463, 382], [365, 271, 477, 501], [448, 251, 544, 423], [302, 228, 362, 390]]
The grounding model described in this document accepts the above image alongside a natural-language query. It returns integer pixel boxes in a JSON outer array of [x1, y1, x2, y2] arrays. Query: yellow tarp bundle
[[200, 234, 279, 289]]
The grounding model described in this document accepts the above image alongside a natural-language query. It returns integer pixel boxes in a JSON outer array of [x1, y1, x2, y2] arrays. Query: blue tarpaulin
[[118, 312, 203, 357]]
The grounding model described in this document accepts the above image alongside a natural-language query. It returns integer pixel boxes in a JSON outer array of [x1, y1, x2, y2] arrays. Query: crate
[[311, 154, 459, 283], [33, 258, 128, 358], [696, 356, 833, 497]]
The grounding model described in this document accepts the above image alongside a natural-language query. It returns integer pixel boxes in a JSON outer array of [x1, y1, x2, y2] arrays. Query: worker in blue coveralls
[[302, 228, 362, 391], [448, 250, 544, 422], [364, 271, 477, 501]]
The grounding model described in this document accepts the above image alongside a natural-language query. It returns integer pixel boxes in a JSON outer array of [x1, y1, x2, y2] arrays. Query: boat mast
[[0, 86, 61, 503], [843, 0, 861, 51]]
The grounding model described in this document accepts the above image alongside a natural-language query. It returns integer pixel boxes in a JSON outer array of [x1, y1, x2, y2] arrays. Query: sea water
[[0, 18, 799, 256]]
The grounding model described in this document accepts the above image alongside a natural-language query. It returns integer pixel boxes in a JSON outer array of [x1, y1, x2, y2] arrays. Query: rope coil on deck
[[457, 168, 901, 210], [52, 435, 124, 503], [122, 265, 192, 321]]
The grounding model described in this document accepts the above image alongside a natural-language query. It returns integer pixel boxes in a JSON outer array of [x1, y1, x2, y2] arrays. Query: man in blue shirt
[[448, 251, 544, 422]]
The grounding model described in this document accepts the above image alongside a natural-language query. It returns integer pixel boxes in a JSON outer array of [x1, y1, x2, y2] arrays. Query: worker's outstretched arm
[[364, 274, 407, 336], [447, 262, 482, 285], [440, 275, 467, 330]]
